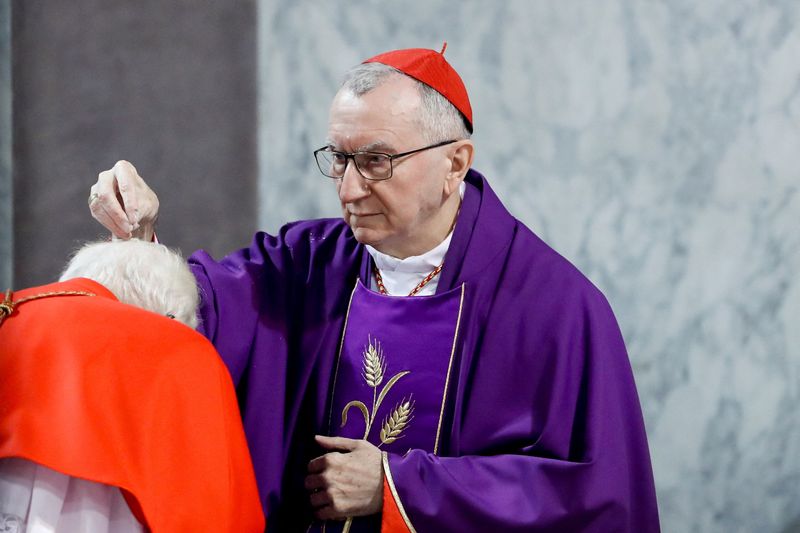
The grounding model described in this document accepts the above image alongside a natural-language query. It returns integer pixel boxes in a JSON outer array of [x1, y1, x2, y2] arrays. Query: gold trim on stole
[[326, 282, 359, 434], [434, 283, 465, 454], [382, 451, 418, 533]]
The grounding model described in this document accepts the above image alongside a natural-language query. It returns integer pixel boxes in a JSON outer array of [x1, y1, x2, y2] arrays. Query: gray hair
[[340, 62, 471, 143], [59, 239, 199, 329]]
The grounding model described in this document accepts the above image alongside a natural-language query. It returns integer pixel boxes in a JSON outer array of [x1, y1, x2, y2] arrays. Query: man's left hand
[[306, 435, 383, 520]]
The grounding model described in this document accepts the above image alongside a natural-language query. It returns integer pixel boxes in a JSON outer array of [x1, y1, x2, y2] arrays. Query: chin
[[345, 214, 383, 244], [351, 223, 395, 250], [351, 226, 380, 245]]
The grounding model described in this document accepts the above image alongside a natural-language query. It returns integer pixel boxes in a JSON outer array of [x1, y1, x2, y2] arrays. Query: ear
[[444, 140, 475, 196]]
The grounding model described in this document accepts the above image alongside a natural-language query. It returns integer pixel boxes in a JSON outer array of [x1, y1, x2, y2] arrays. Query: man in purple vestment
[[88, 46, 660, 532]]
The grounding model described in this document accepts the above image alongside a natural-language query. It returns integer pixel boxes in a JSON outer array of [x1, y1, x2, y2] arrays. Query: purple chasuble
[[189, 169, 661, 532]]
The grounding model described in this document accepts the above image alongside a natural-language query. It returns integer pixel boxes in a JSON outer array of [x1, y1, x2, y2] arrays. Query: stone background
[[258, 2, 800, 532], [2, 1, 799, 531]]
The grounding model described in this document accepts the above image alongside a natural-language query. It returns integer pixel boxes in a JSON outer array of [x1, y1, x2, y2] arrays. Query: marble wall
[[258, 1, 800, 532]]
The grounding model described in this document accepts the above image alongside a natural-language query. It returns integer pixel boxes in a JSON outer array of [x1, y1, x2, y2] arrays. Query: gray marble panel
[[258, 1, 800, 532], [0, 0, 11, 289]]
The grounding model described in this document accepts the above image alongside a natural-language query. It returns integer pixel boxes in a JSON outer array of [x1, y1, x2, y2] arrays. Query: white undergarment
[[0, 458, 143, 533]]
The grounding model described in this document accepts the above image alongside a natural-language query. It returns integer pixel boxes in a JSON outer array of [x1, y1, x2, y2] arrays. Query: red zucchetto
[[364, 43, 473, 132]]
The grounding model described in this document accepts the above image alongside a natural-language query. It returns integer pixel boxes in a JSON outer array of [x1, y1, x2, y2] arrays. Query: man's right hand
[[89, 160, 159, 241]]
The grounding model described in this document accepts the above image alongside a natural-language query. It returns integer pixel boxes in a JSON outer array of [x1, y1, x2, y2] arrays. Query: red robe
[[0, 278, 264, 532]]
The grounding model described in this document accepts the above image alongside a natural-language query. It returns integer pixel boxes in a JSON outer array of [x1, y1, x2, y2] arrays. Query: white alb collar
[[366, 231, 452, 274]]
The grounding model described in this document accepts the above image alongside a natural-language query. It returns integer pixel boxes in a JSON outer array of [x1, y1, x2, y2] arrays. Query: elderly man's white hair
[[59, 239, 199, 329]]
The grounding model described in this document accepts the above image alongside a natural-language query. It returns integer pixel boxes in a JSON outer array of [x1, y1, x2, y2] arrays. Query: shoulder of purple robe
[[187, 218, 361, 384], [383, 171, 661, 532], [189, 219, 367, 528]]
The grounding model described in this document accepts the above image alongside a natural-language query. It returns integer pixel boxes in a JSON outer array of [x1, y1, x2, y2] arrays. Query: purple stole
[[313, 280, 464, 533]]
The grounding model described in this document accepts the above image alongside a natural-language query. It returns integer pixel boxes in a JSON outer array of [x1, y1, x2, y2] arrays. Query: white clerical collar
[[366, 230, 452, 274]]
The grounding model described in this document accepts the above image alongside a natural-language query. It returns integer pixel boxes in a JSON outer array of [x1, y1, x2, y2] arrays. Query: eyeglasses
[[313, 139, 458, 181]]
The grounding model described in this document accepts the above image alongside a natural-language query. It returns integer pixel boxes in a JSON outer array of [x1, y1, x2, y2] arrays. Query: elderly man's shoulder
[[505, 219, 615, 316], [255, 217, 354, 248], [468, 171, 609, 312], [5, 278, 222, 371]]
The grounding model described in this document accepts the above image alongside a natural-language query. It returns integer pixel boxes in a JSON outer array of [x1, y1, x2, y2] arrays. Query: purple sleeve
[[384, 289, 660, 532], [188, 230, 295, 385]]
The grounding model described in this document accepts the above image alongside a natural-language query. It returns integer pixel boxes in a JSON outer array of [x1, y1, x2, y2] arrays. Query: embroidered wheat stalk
[[340, 336, 411, 440], [379, 397, 415, 445], [362, 336, 385, 388], [339, 337, 414, 533]]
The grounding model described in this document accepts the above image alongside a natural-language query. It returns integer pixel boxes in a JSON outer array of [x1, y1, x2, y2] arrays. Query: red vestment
[[0, 278, 264, 532]]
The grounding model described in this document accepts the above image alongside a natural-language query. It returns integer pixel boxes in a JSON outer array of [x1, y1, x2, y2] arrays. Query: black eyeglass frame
[[313, 139, 459, 181]]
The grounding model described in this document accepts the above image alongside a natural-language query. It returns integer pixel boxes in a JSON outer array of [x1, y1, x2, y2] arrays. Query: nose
[[337, 159, 370, 204]]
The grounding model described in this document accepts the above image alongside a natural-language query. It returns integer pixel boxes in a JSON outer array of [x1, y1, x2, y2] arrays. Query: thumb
[[315, 435, 360, 452]]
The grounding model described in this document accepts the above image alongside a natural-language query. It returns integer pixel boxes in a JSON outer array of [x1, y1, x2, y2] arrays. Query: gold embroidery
[[380, 397, 415, 445], [340, 336, 414, 533], [0, 289, 97, 327], [382, 451, 418, 533], [340, 336, 413, 443], [326, 283, 358, 434], [433, 283, 465, 455], [327, 281, 463, 533], [363, 337, 384, 386]]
